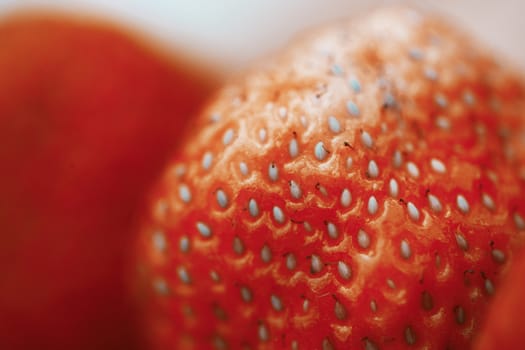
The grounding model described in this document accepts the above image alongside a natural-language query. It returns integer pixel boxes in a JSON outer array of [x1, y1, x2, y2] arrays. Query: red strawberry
[[0, 13, 217, 350], [474, 248, 525, 350], [135, 7, 525, 349]]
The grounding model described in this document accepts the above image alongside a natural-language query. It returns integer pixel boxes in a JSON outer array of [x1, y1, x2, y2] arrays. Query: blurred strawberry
[[135, 7, 525, 350], [475, 248, 525, 350], [0, 12, 218, 350]]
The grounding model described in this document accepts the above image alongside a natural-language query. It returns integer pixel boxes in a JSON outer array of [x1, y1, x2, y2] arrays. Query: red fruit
[[135, 8, 525, 349], [474, 248, 525, 350], [0, 13, 217, 350]]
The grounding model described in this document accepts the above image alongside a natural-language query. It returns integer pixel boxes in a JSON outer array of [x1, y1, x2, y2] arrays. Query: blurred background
[[1, 0, 524, 74]]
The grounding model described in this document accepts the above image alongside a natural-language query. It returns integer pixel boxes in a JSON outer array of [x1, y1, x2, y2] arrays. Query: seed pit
[[482, 193, 495, 210], [178, 184, 192, 203], [322, 338, 335, 350], [346, 100, 360, 117], [233, 236, 245, 255], [268, 163, 279, 181], [210, 270, 220, 282], [303, 299, 310, 312], [404, 326, 416, 345], [393, 150, 403, 168], [400, 240, 412, 259], [326, 221, 339, 239], [286, 253, 297, 270], [455, 305, 465, 324], [337, 261, 352, 280], [271, 294, 283, 311], [311, 255, 323, 274], [196, 222, 212, 238], [368, 196, 379, 215], [341, 188, 352, 207], [436, 116, 451, 130], [334, 300, 347, 320], [367, 160, 379, 178], [152, 231, 167, 252], [455, 233, 468, 251], [363, 338, 379, 350], [216, 189, 229, 208], [357, 229, 371, 249], [222, 128, 234, 145], [213, 305, 228, 321], [179, 235, 190, 253], [361, 130, 374, 148], [278, 106, 287, 118], [289, 138, 299, 158], [328, 116, 341, 133], [349, 77, 361, 93], [435, 93, 448, 108], [303, 221, 312, 232], [389, 178, 399, 197], [387, 279, 396, 289], [406, 162, 420, 178], [239, 162, 249, 176], [491, 249, 505, 264], [290, 180, 302, 199], [430, 158, 446, 173], [346, 157, 353, 169], [370, 300, 377, 312], [456, 194, 470, 214], [259, 128, 267, 142], [240, 286, 252, 302], [153, 278, 169, 295], [485, 278, 495, 295], [428, 194, 442, 213], [202, 152, 213, 170], [213, 336, 228, 350], [315, 141, 329, 161], [407, 202, 420, 221], [514, 213, 525, 230], [248, 198, 260, 217], [273, 206, 285, 224], [258, 323, 269, 342], [261, 245, 272, 263], [421, 291, 434, 310], [177, 266, 191, 284]]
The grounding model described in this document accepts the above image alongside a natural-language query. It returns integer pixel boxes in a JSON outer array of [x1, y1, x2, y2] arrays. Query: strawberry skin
[[136, 8, 525, 349], [474, 248, 525, 350], [0, 13, 216, 350]]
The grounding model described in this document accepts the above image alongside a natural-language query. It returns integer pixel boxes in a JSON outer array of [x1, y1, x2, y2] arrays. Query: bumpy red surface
[[0, 13, 216, 350], [136, 8, 525, 350], [475, 248, 525, 350]]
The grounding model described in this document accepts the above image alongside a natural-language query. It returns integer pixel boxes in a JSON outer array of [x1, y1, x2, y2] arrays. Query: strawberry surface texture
[[474, 248, 525, 350], [135, 7, 525, 350]]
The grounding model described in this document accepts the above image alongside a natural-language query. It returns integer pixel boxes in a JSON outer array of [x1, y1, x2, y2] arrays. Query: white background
[[1, 0, 523, 74]]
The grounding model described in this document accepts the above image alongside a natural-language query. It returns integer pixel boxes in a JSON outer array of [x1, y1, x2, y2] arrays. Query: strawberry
[[135, 7, 525, 349], [0, 13, 217, 350], [474, 248, 525, 350]]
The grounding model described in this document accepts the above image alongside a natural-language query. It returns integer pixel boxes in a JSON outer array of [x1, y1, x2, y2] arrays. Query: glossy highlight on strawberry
[[135, 8, 525, 349]]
